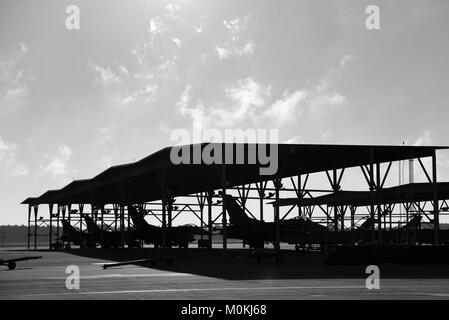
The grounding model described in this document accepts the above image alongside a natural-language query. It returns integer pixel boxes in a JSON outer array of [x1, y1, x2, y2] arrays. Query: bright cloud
[[264, 90, 308, 123], [0, 137, 17, 165], [12, 164, 29, 177], [340, 54, 356, 67], [216, 15, 256, 60], [166, 3, 180, 19], [176, 61, 348, 131], [414, 131, 432, 146], [176, 85, 206, 130], [194, 25, 203, 33], [148, 16, 167, 36], [41, 145, 72, 178], [215, 46, 231, 59], [0, 42, 33, 113], [308, 92, 346, 118], [0, 137, 29, 177], [92, 65, 120, 84], [91, 124, 118, 148], [172, 38, 183, 48]]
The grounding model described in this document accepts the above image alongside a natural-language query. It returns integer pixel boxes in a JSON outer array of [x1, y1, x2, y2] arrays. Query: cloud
[[99, 155, 114, 168], [91, 10, 187, 108], [148, 16, 167, 36], [264, 90, 307, 123], [0, 137, 30, 177], [158, 122, 170, 135], [321, 130, 332, 140], [0, 137, 17, 165], [41, 145, 72, 178], [216, 15, 256, 60], [194, 25, 204, 33], [213, 77, 268, 125], [172, 38, 183, 48], [174, 54, 350, 136], [284, 136, 302, 144], [91, 57, 161, 106], [91, 124, 118, 147], [225, 77, 266, 113], [0, 42, 34, 113], [92, 65, 120, 84], [176, 85, 192, 112], [215, 46, 231, 59], [414, 131, 432, 146], [340, 54, 356, 68], [118, 64, 128, 74], [308, 92, 346, 119], [12, 164, 29, 177], [176, 69, 347, 131], [176, 85, 206, 130], [176, 78, 270, 129], [165, 3, 180, 19]]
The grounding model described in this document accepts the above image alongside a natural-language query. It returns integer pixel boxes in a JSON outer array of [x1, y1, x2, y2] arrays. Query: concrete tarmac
[[2, 248, 449, 300]]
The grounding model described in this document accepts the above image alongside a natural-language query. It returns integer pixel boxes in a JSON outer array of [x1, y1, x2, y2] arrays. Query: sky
[[1, 0, 449, 225]]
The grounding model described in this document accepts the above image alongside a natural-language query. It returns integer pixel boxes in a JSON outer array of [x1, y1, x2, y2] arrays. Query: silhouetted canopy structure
[[272, 182, 449, 208], [22, 143, 448, 206]]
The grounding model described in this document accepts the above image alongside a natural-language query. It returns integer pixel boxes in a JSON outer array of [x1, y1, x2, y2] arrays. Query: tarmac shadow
[[52, 248, 449, 280]]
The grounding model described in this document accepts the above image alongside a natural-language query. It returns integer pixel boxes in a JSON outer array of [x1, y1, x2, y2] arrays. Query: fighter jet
[[224, 194, 328, 248], [83, 215, 124, 248], [128, 205, 204, 248], [60, 219, 97, 249]]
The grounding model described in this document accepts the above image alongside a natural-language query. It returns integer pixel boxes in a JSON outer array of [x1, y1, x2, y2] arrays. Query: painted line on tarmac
[[44, 272, 194, 280], [14, 284, 449, 297]]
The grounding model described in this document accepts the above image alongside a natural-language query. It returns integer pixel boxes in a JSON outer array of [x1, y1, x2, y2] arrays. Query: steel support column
[[168, 198, 173, 228], [297, 175, 302, 217], [78, 204, 84, 246], [369, 148, 376, 242], [256, 181, 266, 221], [27, 205, 31, 249], [161, 199, 167, 247], [68, 204, 71, 224], [350, 205, 356, 244], [120, 204, 125, 247], [120, 180, 125, 248], [160, 168, 167, 248], [49, 203, 54, 250], [100, 206, 104, 243], [432, 150, 439, 244], [221, 163, 227, 249], [57, 205, 62, 243], [207, 191, 213, 248], [376, 163, 382, 243], [332, 169, 339, 232], [33, 205, 38, 249], [274, 179, 281, 250]]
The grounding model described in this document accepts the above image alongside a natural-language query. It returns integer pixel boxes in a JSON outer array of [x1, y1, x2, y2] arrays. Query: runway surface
[[2, 248, 449, 299]]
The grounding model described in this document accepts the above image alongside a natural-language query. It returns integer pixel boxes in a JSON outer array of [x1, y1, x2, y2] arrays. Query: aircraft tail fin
[[402, 214, 422, 230], [128, 205, 150, 230], [83, 215, 102, 234], [61, 219, 77, 237], [224, 195, 252, 225]]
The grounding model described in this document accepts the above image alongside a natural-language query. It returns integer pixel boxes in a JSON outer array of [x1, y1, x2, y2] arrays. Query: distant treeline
[[0, 225, 56, 245]]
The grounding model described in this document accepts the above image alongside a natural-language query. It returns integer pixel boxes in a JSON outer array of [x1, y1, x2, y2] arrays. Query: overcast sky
[[1, 0, 449, 225]]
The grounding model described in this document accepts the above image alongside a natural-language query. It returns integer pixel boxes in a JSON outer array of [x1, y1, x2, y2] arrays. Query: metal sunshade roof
[[272, 182, 449, 208], [22, 143, 449, 206]]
